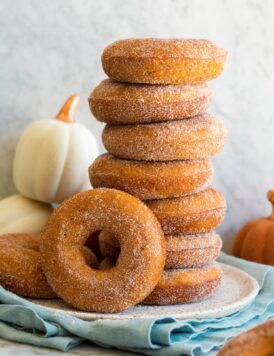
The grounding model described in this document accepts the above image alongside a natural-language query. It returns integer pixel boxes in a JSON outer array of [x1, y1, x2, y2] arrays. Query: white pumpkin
[[13, 95, 99, 204], [0, 194, 52, 234]]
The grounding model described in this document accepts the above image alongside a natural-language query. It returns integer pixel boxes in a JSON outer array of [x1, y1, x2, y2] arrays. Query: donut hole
[[98, 257, 115, 270], [98, 230, 121, 268], [85, 230, 101, 256], [84, 230, 120, 270]]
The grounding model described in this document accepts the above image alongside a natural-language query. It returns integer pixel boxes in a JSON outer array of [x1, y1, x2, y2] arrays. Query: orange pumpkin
[[233, 190, 274, 265]]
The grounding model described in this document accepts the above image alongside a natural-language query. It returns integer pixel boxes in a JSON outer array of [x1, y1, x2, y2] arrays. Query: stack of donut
[[0, 38, 228, 313], [89, 38, 228, 305]]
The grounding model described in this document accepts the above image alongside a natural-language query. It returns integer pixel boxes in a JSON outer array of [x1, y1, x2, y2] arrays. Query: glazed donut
[[89, 154, 213, 200], [99, 231, 222, 269], [142, 264, 222, 305], [218, 320, 274, 356], [89, 79, 211, 124], [40, 188, 166, 313], [102, 38, 227, 84], [102, 114, 226, 161], [0, 233, 55, 298], [146, 187, 226, 235]]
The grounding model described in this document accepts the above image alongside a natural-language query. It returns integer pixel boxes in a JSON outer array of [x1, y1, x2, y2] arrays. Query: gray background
[[1, 0, 274, 251]]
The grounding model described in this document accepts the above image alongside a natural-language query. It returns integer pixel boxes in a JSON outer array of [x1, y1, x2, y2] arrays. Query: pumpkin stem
[[267, 191, 274, 215], [55, 95, 80, 123]]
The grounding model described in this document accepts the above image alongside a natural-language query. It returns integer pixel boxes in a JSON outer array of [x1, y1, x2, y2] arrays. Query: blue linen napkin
[[0, 252, 274, 355]]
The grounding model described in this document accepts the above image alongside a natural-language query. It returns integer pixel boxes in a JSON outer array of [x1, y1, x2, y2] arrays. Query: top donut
[[102, 38, 227, 85]]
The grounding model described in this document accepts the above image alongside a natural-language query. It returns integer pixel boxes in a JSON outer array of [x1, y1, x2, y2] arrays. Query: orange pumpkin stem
[[267, 190, 274, 217], [55, 95, 80, 123]]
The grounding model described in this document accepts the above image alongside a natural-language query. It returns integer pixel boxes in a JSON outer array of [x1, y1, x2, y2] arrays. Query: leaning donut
[[102, 114, 226, 161], [89, 154, 213, 200], [102, 38, 227, 84], [40, 188, 166, 313], [89, 79, 211, 124]]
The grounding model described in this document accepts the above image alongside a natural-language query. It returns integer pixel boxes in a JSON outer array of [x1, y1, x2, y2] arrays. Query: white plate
[[31, 263, 259, 320]]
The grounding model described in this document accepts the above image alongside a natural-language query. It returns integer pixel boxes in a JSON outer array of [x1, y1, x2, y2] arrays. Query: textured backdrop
[[1, 0, 274, 251]]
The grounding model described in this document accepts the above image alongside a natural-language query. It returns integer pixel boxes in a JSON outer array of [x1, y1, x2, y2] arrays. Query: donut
[[142, 264, 222, 305], [99, 231, 222, 269], [89, 154, 213, 200], [40, 188, 166, 313], [102, 38, 227, 84], [218, 320, 274, 356], [93, 252, 222, 304], [0, 233, 55, 298], [102, 114, 226, 161], [146, 187, 226, 234], [165, 232, 222, 269], [0, 233, 98, 298], [89, 79, 211, 124]]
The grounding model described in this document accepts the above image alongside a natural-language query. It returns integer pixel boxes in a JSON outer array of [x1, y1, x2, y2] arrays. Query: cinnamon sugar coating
[[0, 233, 97, 298], [99, 230, 222, 269], [93, 245, 221, 305], [218, 320, 274, 356], [89, 79, 211, 124], [0, 233, 55, 298], [142, 264, 222, 305], [40, 188, 166, 313], [146, 187, 226, 234], [89, 154, 213, 200], [102, 114, 226, 161], [165, 232, 222, 269], [102, 38, 227, 84]]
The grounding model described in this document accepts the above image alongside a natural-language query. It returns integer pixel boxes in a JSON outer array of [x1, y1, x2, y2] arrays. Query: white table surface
[[0, 339, 141, 355]]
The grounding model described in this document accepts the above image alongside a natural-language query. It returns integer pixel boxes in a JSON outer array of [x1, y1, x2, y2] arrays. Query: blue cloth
[[0, 252, 274, 355]]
